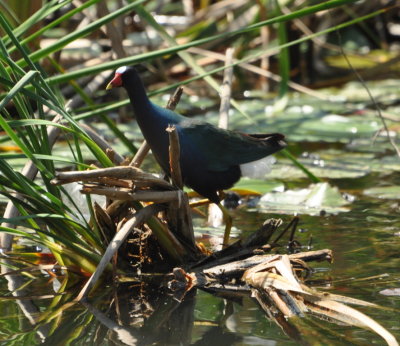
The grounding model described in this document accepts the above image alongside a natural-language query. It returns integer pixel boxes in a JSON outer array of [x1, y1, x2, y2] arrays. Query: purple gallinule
[[107, 66, 286, 246]]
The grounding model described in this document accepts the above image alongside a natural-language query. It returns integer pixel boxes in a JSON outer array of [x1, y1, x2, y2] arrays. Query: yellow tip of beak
[[105, 82, 113, 90]]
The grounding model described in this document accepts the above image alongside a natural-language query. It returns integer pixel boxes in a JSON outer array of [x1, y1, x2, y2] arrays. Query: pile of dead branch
[[53, 159, 398, 346], [52, 159, 397, 346]]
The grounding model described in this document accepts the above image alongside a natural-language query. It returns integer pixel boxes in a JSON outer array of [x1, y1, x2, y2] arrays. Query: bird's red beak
[[106, 73, 122, 90]]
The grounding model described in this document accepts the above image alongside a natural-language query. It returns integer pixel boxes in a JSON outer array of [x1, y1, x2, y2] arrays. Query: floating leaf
[[364, 186, 400, 200], [258, 182, 350, 215]]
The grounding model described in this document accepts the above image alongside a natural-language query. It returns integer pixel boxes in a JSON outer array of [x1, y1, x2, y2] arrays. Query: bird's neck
[[124, 79, 153, 118], [124, 79, 180, 133]]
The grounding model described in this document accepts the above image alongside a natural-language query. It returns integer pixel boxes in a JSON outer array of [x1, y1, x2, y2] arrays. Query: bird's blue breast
[[136, 103, 184, 173]]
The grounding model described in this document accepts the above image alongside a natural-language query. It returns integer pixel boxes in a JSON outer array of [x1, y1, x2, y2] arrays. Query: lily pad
[[258, 182, 351, 215], [269, 157, 369, 180], [363, 186, 400, 200], [269, 149, 400, 181]]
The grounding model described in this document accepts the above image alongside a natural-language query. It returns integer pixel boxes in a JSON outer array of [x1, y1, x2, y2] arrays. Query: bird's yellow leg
[[189, 198, 210, 208], [189, 196, 233, 248], [218, 203, 233, 249]]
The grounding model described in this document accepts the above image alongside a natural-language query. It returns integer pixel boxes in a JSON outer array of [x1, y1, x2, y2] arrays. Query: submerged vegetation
[[0, 0, 399, 344]]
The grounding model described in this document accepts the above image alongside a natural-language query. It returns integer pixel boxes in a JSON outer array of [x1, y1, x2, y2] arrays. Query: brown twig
[[51, 166, 174, 190], [79, 125, 124, 165], [165, 125, 197, 251], [166, 125, 183, 189], [75, 204, 163, 301], [129, 141, 150, 168], [194, 249, 333, 283], [81, 186, 181, 203], [167, 87, 184, 110], [191, 218, 283, 270]]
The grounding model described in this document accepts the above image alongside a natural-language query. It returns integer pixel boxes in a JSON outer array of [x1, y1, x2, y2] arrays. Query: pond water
[[1, 84, 399, 345], [1, 177, 399, 345]]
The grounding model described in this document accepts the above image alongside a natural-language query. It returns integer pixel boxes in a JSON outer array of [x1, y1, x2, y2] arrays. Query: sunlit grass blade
[[0, 71, 54, 172], [17, 0, 146, 68], [3, 0, 71, 48], [0, 226, 100, 274], [47, 0, 360, 85], [135, 5, 253, 122], [73, 7, 386, 123]]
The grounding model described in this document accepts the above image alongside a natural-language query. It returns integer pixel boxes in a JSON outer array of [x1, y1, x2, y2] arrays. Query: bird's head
[[106, 66, 136, 90]]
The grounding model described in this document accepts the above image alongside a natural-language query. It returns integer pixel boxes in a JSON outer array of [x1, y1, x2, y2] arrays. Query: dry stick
[[167, 126, 183, 189], [85, 176, 132, 188], [218, 48, 235, 130], [80, 124, 125, 165], [166, 125, 197, 249], [96, 1, 126, 59], [165, 125, 182, 238], [52, 166, 173, 190], [129, 141, 150, 168], [191, 218, 282, 270], [81, 187, 181, 203], [75, 204, 163, 301], [93, 202, 115, 244], [166, 86, 184, 110], [178, 249, 333, 288], [272, 216, 299, 244], [189, 249, 333, 288], [252, 289, 301, 339]]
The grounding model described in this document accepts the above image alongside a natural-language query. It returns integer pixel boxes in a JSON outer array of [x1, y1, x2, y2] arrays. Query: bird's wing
[[177, 121, 286, 172]]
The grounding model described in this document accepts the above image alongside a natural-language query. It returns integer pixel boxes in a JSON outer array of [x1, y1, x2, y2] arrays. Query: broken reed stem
[[81, 124, 125, 165], [166, 87, 184, 188], [75, 204, 163, 301], [165, 124, 197, 250], [93, 202, 115, 244], [129, 86, 184, 168], [167, 86, 184, 110], [198, 249, 333, 279], [51, 166, 173, 190], [81, 186, 180, 203], [130, 141, 150, 167], [273, 216, 299, 244], [166, 125, 183, 189], [218, 47, 234, 130]]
